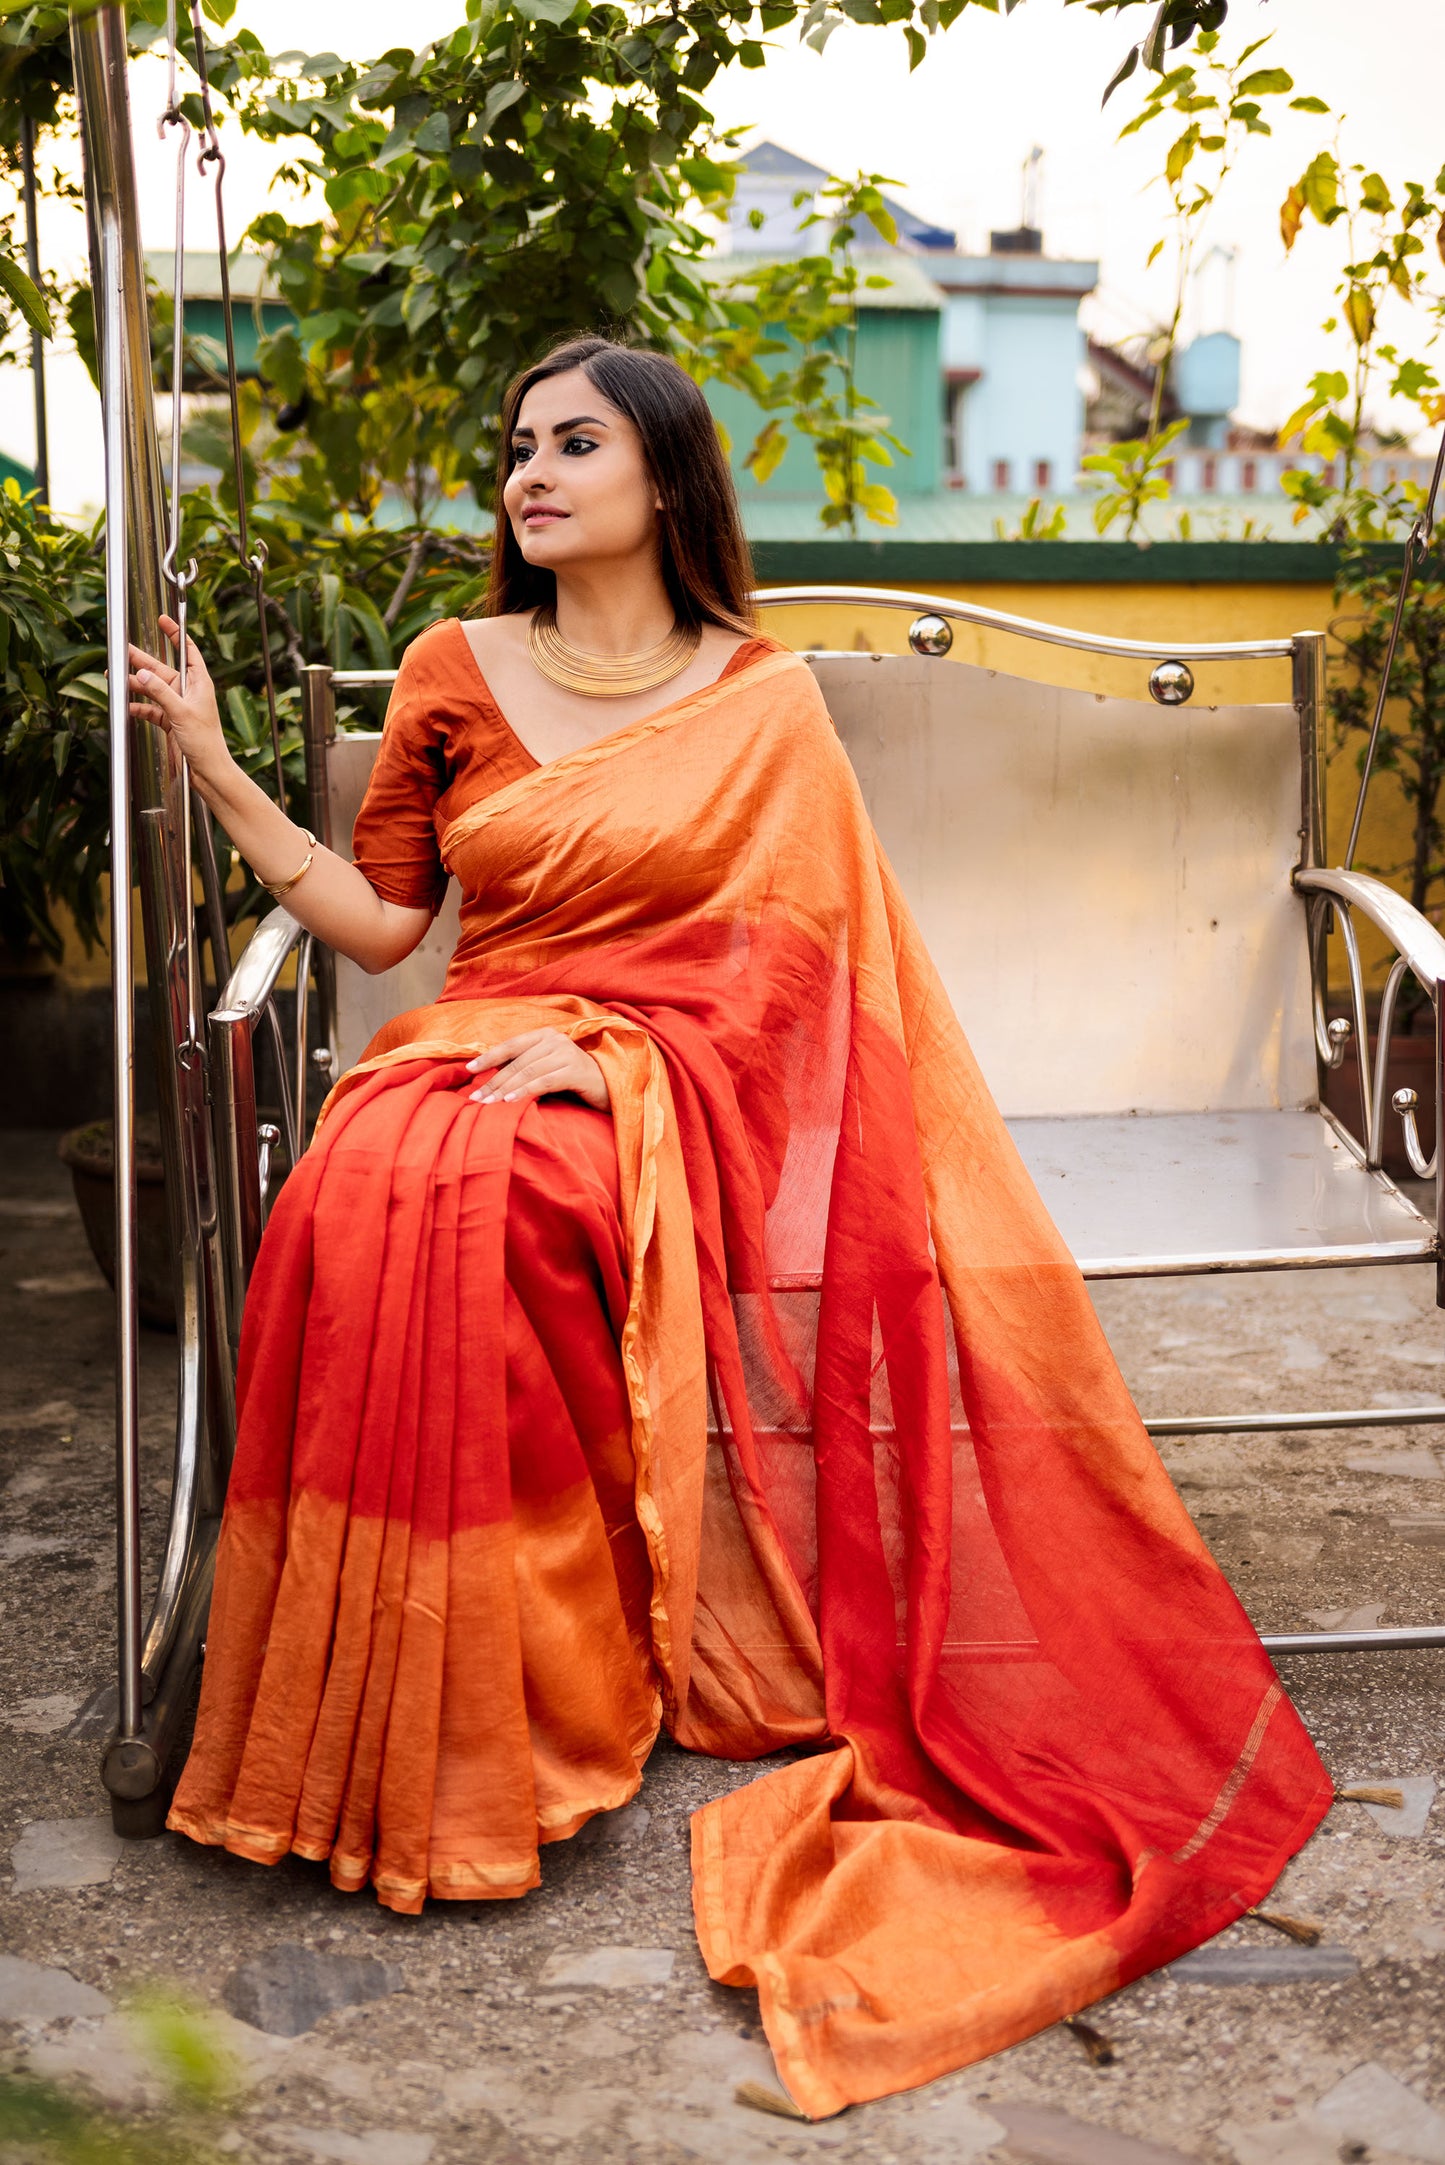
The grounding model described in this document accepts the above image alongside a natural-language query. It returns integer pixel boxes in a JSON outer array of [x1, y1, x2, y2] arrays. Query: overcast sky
[[6, 0, 1442, 515]]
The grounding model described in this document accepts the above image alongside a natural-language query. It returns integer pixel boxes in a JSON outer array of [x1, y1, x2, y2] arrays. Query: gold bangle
[[263, 829, 318, 902]]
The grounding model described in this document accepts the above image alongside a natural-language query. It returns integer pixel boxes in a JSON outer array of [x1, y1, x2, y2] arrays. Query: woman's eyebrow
[[551, 414, 609, 433]]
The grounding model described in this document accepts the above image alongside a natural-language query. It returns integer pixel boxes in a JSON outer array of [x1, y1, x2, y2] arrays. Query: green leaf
[[854, 480, 898, 525], [1289, 95, 1330, 113], [1164, 124, 1198, 185], [1391, 357, 1439, 402], [1101, 40, 1139, 106], [1235, 67, 1292, 96], [1278, 390, 1328, 447], [317, 573, 340, 649], [348, 63, 401, 105], [323, 167, 388, 210], [480, 77, 526, 132], [1280, 182, 1305, 252], [1300, 149, 1341, 223], [0, 252, 52, 338], [1140, 2, 1170, 72], [296, 309, 351, 348], [1343, 282, 1375, 347], [744, 419, 788, 485], [513, 0, 578, 21], [413, 111, 451, 154]]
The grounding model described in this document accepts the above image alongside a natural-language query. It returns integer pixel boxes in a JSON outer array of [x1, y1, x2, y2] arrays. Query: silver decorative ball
[[907, 613, 954, 658], [1148, 658, 1195, 706]]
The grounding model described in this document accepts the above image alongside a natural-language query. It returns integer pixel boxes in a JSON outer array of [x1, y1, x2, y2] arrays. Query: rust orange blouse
[[351, 616, 781, 915]]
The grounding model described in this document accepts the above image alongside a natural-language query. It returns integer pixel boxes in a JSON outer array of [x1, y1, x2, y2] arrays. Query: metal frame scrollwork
[[1298, 865, 1445, 1294]]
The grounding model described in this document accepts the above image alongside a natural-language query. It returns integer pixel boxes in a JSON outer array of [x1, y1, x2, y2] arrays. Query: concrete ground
[[1, 1123, 1443, 2165]]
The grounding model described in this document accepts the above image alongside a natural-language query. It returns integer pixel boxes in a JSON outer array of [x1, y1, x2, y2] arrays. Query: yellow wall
[[50, 576, 1414, 994], [757, 579, 1325, 709], [50, 873, 276, 991]]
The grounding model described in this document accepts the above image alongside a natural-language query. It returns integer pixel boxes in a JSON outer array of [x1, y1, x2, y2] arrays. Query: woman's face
[[503, 367, 661, 577]]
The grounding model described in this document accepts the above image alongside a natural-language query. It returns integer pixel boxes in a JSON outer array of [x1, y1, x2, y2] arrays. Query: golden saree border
[[317, 1001, 708, 1722]]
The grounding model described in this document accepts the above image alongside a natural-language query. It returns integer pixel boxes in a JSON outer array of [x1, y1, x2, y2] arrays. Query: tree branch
[[383, 531, 434, 629]]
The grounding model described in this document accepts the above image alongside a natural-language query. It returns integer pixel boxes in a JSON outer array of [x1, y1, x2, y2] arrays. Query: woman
[[133, 336, 1329, 2121]]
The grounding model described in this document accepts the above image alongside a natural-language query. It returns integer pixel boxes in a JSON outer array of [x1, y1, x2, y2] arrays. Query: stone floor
[[1, 1124, 1443, 2165]]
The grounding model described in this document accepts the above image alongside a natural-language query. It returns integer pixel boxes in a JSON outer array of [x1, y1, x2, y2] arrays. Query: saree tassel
[[1248, 1907, 1325, 1946], [1336, 1784, 1405, 1810], [1064, 2016, 1118, 2066], [735, 2082, 810, 2121]]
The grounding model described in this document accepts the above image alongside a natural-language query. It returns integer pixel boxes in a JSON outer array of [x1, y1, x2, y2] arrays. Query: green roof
[[739, 490, 1333, 542], [0, 447, 37, 492], [700, 251, 944, 312]]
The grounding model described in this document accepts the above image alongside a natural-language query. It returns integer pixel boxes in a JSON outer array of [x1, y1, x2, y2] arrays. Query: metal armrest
[[216, 904, 307, 1017], [1296, 867, 1445, 988], [208, 908, 309, 1333], [1295, 870, 1444, 1297]]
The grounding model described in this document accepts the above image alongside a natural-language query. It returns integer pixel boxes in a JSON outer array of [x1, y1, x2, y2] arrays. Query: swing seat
[[210, 591, 1445, 1659], [1014, 1106, 1433, 1273]]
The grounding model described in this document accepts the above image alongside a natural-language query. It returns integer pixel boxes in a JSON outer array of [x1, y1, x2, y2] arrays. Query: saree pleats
[[172, 646, 1331, 2117], [170, 1060, 662, 1908]]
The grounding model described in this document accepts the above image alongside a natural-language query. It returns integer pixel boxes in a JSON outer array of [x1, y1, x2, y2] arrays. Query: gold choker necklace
[[527, 607, 701, 698]]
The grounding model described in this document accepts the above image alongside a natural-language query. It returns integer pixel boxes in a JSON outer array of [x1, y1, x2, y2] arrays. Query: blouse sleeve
[[349, 633, 450, 915]]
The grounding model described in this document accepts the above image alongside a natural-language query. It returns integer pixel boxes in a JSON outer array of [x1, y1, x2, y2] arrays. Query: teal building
[[704, 142, 1099, 516]]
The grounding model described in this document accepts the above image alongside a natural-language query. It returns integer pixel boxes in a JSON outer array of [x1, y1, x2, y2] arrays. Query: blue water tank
[[1173, 331, 1241, 420]]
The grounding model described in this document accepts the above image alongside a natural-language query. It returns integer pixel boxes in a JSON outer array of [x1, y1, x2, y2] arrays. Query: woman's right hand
[[127, 615, 233, 784]]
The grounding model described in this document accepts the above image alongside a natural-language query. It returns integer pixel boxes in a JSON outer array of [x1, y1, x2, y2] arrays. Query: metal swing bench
[[226, 601, 1445, 1625], [73, 3, 1445, 1843]]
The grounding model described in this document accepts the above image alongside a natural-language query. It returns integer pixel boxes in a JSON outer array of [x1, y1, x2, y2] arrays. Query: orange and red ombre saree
[[170, 624, 1331, 2119]]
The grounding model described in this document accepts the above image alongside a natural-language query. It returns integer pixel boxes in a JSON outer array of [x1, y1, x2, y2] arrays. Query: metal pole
[[1292, 631, 1326, 874], [1146, 1403, 1445, 1437], [209, 1007, 264, 1336], [74, 6, 234, 1825], [100, 202, 142, 1742], [1263, 1626, 1445, 1655], [301, 663, 338, 1081], [19, 115, 49, 509]]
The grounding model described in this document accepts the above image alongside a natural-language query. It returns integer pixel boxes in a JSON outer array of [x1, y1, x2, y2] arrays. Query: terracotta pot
[[1322, 1027, 1437, 1181], [58, 1115, 176, 1331]]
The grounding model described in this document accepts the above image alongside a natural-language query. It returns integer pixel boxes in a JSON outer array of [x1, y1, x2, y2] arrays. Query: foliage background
[[5, 0, 1445, 957]]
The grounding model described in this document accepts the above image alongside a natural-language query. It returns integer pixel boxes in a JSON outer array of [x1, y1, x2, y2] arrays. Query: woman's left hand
[[466, 1030, 610, 1112]]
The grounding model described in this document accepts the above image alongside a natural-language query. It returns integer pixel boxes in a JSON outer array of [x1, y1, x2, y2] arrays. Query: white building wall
[[956, 294, 1085, 494], [941, 292, 986, 373]]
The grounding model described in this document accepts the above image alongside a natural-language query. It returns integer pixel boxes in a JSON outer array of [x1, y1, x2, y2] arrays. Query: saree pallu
[[171, 647, 1331, 2118]]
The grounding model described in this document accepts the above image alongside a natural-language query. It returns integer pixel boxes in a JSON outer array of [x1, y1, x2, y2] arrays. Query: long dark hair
[[485, 336, 756, 633]]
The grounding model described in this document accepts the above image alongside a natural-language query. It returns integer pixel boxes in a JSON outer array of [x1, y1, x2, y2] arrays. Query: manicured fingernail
[[502, 1092, 517, 1102], [136, 668, 151, 684], [468, 1090, 483, 1102]]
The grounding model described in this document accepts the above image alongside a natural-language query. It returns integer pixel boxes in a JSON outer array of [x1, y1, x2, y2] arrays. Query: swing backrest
[[309, 596, 1324, 1118]]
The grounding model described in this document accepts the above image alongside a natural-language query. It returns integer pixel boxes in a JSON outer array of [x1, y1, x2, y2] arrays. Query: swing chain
[[158, 0, 197, 669], [187, 0, 288, 816], [158, 0, 205, 1070]]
